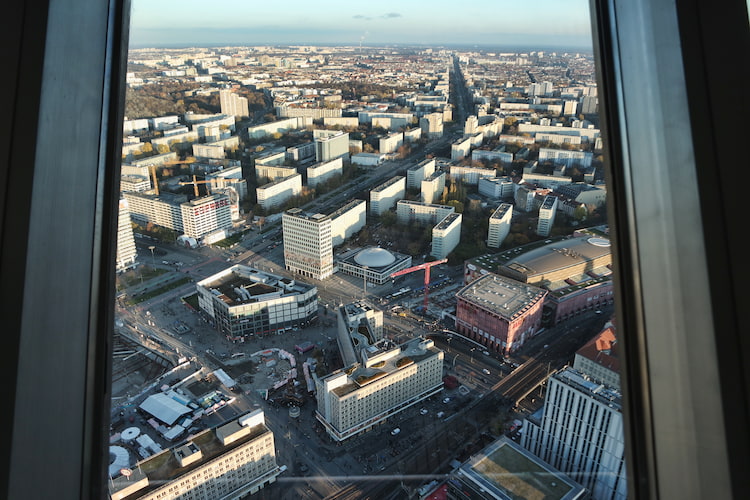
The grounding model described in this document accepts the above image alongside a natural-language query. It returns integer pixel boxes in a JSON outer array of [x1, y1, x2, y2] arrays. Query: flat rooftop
[[458, 437, 586, 500], [327, 337, 442, 398], [435, 212, 461, 230], [372, 175, 404, 192], [491, 204, 512, 220], [501, 236, 611, 278], [112, 416, 272, 500], [456, 273, 546, 321], [197, 265, 313, 307]]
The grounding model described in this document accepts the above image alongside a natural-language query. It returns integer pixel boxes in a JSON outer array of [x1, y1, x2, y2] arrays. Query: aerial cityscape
[[110, 5, 624, 499]]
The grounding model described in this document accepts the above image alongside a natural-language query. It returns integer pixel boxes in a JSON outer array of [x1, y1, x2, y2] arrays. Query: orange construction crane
[[149, 164, 159, 195], [390, 258, 448, 314], [178, 175, 229, 197]]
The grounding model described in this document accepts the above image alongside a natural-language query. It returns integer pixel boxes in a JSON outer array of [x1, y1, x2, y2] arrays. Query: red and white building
[[455, 273, 546, 355]]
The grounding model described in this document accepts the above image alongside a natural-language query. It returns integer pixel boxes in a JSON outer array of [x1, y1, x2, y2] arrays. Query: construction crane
[[390, 258, 448, 315], [146, 157, 196, 196], [148, 164, 159, 195], [178, 175, 229, 197]]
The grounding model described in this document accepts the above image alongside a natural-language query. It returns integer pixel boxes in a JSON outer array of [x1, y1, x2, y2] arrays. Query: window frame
[[1, 0, 748, 498]]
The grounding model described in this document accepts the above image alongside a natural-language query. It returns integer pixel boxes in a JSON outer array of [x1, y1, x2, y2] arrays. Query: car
[[443, 397, 451, 404], [482, 368, 491, 375], [391, 428, 401, 436], [436, 411, 445, 418], [483, 351, 490, 356], [420, 408, 428, 415]]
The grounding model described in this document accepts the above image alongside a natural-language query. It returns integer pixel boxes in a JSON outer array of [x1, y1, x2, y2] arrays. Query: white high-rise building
[[313, 130, 349, 162], [282, 208, 333, 280], [219, 89, 249, 118], [315, 337, 444, 442], [396, 200, 454, 226], [478, 176, 515, 199], [116, 198, 137, 272], [431, 212, 462, 259], [419, 112, 443, 138], [487, 203, 513, 248], [406, 158, 436, 188], [329, 199, 366, 247], [420, 171, 446, 204], [369, 176, 405, 215], [378, 132, 404, 154], [521, 367, 626, 500], [537, 195, 558, 237], [307, 157, 343, 187], [180, 193, 233, 240]]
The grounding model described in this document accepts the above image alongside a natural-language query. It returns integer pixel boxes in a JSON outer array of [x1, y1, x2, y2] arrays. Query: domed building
[[337, 246, 412, 285]]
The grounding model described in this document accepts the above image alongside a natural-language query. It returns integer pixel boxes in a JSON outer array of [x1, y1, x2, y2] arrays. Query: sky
[[129, 0, 593, 50]]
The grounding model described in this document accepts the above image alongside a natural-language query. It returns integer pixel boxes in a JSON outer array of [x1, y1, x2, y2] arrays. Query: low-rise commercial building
[[337, 246, 412, 285], [196, 265, 318, 339]]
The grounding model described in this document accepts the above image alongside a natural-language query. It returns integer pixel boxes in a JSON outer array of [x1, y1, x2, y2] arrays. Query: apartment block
[[116, 198, 137, 272], [431, 212, 462, 259], [406, 158, 436, 189], [256, 174, 302, 212], [421, 171, 446, 204], [537, 195, 558, 237], [487, 203, 513, 248], [329, 199, 366, 247], [478, 176, 515, 199], [369, 176, 405, 216], [307, 157, 343, 187], [396, 200, 454, 226]]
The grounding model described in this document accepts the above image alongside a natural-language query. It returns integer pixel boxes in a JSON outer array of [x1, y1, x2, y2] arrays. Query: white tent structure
[[138, 393, 191, 425]]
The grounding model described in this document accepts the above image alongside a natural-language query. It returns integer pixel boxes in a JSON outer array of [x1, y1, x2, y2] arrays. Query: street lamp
[[148, 245, 156, 270]]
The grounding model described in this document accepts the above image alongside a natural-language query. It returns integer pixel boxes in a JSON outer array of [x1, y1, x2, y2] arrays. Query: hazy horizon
[[129, 0, 593, 49]]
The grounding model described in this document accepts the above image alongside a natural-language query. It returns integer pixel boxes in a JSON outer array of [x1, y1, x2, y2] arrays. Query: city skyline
[[130, 0, 593, 49]]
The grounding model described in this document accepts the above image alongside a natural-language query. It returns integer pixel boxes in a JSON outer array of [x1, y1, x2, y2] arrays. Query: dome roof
[[354, 247, 396, 268]]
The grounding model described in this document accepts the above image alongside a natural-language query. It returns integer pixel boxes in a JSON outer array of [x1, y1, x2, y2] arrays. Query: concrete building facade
[[282, 208, 333, 280], [406, 158, 436, 189], [421, 171, 446, 204], [314, 130, 349, 162], [108, 410, 283, 500], [487, 203, 513, 248], [431, 212, 462, 259], [315, 337, 444, 442], [256, 174, 302, 212], [307, 157, 343, 187], [116, 198, 137, 272], [329, 199, 367, 247], [521, 367, 626, 500], [196, 265, 318, 339], [369, 176, 406, 216], [180, 193, 233, 240], [537, 195, 559, 237], [396, 200, 455, 226]]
